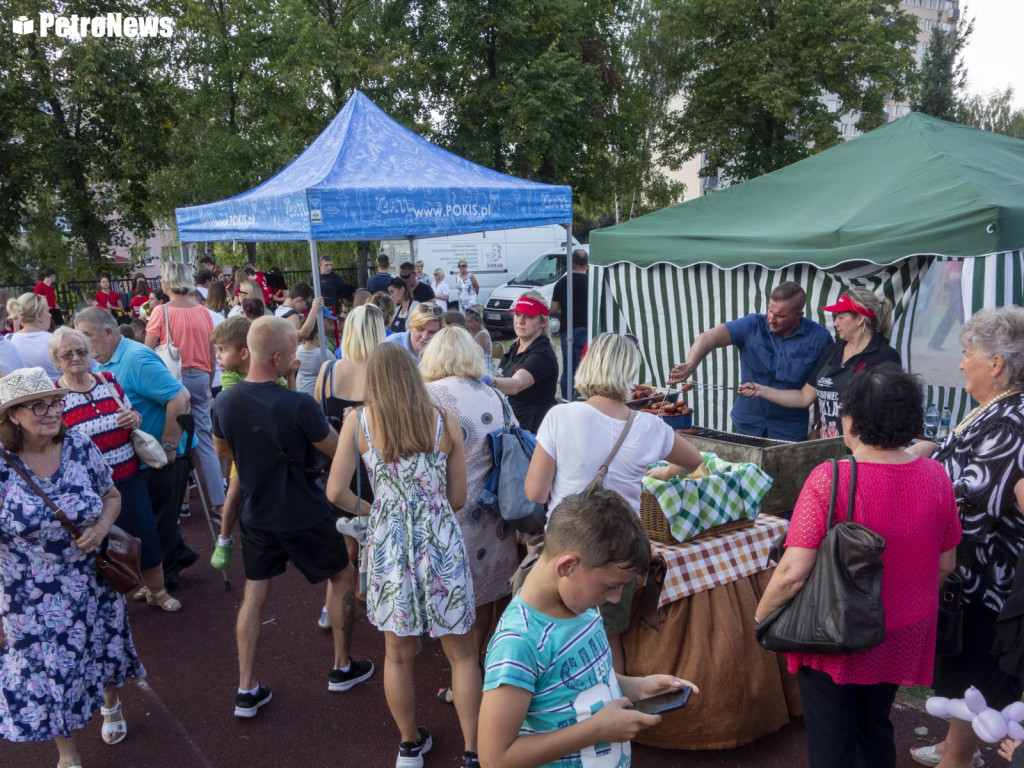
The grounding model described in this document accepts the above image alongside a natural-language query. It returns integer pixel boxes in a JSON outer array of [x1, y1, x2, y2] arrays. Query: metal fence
[[1, 268, 359, 324]]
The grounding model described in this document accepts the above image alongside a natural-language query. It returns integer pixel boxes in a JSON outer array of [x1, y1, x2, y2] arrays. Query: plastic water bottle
[[937, 408, 951, 439], [924, 403, 939, 438]]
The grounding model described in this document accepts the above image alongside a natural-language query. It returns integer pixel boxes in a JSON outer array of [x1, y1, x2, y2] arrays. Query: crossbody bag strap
[[584, 409, 637, 494], [235, 385, 320, 476], [0, 446, 79, 536], [161, 304, 174, 347], [97, 373, 124, 410]]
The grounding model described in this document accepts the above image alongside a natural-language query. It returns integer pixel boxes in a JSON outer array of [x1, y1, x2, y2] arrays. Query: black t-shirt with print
[[499, 337, 558, 433], [807, 335, 901, 438]]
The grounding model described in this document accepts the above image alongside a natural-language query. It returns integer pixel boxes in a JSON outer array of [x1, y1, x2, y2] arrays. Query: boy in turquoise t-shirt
[[479, 489, 697, 768]]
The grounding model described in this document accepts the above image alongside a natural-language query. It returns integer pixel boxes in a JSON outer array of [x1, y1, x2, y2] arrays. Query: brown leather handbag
[[0, 447, 142, 595]]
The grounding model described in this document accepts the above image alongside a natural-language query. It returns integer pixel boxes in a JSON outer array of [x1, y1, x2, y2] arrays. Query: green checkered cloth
[[642, 452, 774, 543]]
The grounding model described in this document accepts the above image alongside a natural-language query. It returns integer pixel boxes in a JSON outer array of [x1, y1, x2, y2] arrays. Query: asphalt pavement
[[0, 496, 1002, 768]]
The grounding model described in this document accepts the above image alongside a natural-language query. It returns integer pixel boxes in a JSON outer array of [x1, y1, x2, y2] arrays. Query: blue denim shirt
[[723, 314, 833, 441]]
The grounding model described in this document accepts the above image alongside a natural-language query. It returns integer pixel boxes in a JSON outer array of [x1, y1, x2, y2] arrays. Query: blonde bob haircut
[[161, 260, 195, 295], [408, 301, 444, 330], [7, 293, 49, 326], [420, 326, 487, 383], [574, 333, 638, 402], [365, 343, 439, 463], [341, 304, 386, 363]]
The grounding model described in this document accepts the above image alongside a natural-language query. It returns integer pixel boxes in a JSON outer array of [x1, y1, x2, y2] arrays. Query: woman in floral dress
[[327, 342, 481, 768], [0, 367, 145, 768]]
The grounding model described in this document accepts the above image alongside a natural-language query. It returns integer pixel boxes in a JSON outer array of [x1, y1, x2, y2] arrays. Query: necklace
[[953, 388, 1023, 437]]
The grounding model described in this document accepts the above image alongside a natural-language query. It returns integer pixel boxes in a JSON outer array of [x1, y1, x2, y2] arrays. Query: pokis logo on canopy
[[11, 12, 175, 38]]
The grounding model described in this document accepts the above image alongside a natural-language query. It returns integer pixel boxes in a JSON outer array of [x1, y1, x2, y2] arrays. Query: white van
[[381, 225, 576, 307], [483, 245, 589, 336]]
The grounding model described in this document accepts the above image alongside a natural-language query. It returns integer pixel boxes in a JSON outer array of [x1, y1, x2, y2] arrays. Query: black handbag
[[756, 458, 887, 655], [936, 572, 964, 656]]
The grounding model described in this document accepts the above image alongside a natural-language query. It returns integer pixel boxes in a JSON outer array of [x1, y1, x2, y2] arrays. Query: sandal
[[144, 588, 182, 612], [100, 699, 127, 745], [436, 686, 454, 706], [131, 585, 147, 602]]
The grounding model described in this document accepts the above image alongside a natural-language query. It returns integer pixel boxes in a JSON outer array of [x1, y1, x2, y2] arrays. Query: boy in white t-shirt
[[479, 489, 697, 768]]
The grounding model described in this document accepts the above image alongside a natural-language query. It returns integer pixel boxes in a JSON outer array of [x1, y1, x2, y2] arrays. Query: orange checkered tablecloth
[[650, 513, 788, 608]]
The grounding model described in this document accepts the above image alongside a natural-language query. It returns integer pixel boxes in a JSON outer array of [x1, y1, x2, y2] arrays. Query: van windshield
[[510, 253, 566, 286]]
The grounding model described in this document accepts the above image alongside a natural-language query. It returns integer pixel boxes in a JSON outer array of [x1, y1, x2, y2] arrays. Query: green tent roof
[[590, 113, 1024, 269]]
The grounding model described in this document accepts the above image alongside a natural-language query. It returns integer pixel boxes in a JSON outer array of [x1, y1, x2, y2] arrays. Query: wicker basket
[[640, 490, 754, 545]]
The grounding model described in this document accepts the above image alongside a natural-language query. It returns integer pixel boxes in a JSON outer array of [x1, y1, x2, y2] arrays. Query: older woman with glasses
[[385, 302, 443, 362], [0, 367, 145, 767], [49, 327, 180, 612]]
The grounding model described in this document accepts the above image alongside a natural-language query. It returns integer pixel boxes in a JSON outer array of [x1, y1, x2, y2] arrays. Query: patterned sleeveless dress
[[360, 411, 474, 637]]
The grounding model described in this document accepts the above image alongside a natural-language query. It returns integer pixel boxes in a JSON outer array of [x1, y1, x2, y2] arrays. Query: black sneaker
[[395, 726, 432, 768], [234, 685, 272, 718], [327, 659, 375, 692], [461, 751, 480, 768]]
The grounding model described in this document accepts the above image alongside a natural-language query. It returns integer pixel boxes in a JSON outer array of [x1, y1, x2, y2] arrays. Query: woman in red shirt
[[93, 276, 123, 313], [755, 364, 960, 768], [128, 276, 150, 319]]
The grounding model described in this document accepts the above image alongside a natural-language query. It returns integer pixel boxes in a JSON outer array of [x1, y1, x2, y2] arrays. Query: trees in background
[[658, 0, 919, 183], [4, 0, 1019, 278], [0, 0, 172, 281]]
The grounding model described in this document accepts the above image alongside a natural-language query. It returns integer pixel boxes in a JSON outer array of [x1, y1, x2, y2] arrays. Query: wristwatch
[[162, 442, 176, 451]]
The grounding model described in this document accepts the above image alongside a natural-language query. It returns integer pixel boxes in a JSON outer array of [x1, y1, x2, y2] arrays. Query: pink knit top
[[784, 458, 961, 686]]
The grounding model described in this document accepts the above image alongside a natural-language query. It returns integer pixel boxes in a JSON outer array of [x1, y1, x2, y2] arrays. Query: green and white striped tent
[[589, 113, 1024, 433]]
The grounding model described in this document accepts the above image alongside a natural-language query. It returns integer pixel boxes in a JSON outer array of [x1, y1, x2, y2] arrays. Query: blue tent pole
[[564, 223, 574, 400], [308, 240, 329, 359]]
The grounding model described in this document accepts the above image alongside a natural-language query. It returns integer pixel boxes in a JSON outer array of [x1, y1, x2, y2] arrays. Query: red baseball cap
[[823, 295, 875, 318], [511, 296, 549, 317]]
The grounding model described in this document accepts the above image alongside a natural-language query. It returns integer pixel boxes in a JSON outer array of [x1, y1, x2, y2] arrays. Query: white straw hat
[[0, 367, 70, 416]]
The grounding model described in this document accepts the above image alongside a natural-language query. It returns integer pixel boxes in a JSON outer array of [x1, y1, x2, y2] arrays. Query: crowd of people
[[1, 258, 1022, 768]]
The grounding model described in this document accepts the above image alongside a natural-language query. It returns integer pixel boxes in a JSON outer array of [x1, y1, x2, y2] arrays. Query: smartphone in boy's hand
[[631, 686, 692, 716]]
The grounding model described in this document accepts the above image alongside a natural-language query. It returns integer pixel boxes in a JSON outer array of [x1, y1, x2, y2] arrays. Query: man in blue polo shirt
[[76, 307, 194, 587], [669, 282, 832, 441]]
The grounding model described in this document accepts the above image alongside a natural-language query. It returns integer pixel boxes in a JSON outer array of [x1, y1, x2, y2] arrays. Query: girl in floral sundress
[[327, 342, 482, 768]]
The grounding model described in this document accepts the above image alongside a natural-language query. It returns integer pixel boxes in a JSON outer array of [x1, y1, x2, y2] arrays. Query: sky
[[960, 0, 1023, 109]]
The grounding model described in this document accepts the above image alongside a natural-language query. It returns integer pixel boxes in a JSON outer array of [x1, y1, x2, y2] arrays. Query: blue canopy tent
[[175, 90, 575, 364]]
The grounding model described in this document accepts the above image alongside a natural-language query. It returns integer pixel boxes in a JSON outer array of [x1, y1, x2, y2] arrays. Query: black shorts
[[240, 516, 349, 583]]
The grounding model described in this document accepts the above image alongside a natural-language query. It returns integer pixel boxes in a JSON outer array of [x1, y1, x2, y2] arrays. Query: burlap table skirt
[[622, 567, 802, 750]]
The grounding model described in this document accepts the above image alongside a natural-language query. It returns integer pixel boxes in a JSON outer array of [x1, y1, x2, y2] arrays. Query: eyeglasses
[[58, 349, 89, 361], [458, 263, 467, 268], [20, 399, 64, 416], [465, 309, 479, 318], [414, 304, 444, 318], [400, 273, 414, 280]]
